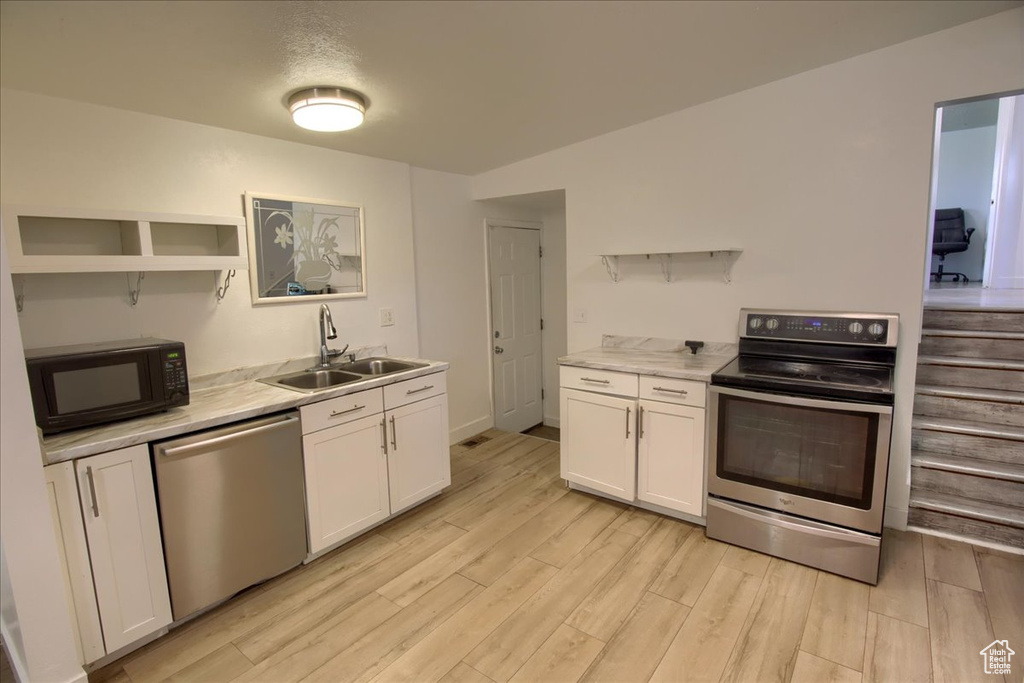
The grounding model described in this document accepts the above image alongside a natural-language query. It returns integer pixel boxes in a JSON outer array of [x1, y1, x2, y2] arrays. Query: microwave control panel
[[162, 347, 189, 401]]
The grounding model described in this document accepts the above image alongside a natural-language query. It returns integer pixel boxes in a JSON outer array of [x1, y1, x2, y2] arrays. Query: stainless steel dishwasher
[[152, 411, 306, 621]]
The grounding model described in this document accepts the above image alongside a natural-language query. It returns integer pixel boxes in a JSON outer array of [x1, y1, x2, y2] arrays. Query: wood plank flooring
[[91, 430, 1024, 683]]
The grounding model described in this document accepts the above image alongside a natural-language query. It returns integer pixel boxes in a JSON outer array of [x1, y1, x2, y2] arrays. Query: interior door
[[489, 225, 544, 433]]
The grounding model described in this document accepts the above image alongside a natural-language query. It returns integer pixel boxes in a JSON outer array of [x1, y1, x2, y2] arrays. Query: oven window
[[52, 364, 143, 414], [717, 394, 878, 509]]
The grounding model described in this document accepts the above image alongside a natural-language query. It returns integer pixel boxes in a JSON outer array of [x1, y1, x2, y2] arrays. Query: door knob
[[494, 346, 504, 354]]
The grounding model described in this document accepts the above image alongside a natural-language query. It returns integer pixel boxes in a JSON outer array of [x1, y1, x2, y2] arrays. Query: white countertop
[[42, 357, 449, 464], [558, 335, 736, 381]]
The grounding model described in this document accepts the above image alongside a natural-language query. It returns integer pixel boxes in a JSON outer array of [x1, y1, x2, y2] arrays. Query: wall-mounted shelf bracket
[[709, 250, 739, 284], [215, 269, 236, 302], [13, 275, 25, 313], [126, 272, 144, 307], [601, 255, 620, 282], [657, 254, 671, 282]]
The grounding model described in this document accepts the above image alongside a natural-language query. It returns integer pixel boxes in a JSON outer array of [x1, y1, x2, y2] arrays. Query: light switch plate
[[379, 308, 395, 327]]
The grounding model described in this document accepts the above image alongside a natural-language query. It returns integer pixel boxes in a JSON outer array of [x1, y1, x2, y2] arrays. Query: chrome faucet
[[315, 304, 348, 369]]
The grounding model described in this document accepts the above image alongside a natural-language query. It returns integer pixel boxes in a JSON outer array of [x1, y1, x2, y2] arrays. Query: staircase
[[909, 306, 1024, 549]]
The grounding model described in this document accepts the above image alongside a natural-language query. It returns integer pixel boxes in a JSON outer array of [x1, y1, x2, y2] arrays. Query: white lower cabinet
[[637, 399, 706, 517], [560, 388, 637, 502], [386, 393, 451, 514], [304, 413, 391, 554]]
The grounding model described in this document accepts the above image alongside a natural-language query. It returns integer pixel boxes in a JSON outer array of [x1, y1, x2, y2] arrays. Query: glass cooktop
[[712, 356, 894, 404]]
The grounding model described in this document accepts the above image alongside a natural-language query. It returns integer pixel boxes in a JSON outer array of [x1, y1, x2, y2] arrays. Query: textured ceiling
[[1, 0, 1020, 174]]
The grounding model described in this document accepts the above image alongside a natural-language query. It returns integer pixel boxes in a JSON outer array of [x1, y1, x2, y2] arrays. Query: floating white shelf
[[598, 248, 742, 283]]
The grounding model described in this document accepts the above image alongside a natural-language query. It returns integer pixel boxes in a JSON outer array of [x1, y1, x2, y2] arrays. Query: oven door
[[708, 385, 892, 534]]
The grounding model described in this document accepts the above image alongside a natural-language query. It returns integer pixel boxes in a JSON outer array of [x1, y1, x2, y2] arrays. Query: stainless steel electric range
[[706, 308, 899, 584]]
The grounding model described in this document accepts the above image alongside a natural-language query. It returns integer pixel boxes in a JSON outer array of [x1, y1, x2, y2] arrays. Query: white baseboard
[[449, 415, 493, 445], [542, 416, 560, 428], [1, 620, 88, 683]]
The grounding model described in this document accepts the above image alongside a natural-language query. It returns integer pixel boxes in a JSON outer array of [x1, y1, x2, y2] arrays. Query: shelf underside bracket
[[657, 254, 671, 282], [711, 250, 736, 284], [126, 272, 144, 306], [215, 269, 236, 302], [13, 275, 25, 313], [601, 255, 620, 283]]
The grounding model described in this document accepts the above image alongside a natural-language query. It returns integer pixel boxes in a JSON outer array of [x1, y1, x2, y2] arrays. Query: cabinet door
[[386, 394, 451, 514], [44, 462, 105, 664], [76, 444, 172, 652], [637, 399, 706, 517], [303, 413, 390, 554], [560, 388, 637, 502]]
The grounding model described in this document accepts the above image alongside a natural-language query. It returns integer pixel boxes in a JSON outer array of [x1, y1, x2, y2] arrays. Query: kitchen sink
[[338, 357, 426, 375], [260, 369, 365, 393]]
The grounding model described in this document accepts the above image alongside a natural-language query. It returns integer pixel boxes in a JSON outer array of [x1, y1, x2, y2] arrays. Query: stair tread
[[912, 451, 1024, 483], [909, 490, 1024, 528], [924, 305, 1024, 313], [917, 355, 1024, 370], [912, 415, 1024, 441], [922, 328, 1024, 340], [915, 384, 1024, 404]]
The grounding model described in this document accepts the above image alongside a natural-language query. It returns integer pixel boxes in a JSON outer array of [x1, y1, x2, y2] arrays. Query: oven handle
[[709, 385, 893, 416]]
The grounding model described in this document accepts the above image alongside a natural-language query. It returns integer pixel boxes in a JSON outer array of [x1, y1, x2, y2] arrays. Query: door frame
[[484, 219, 544, 433]]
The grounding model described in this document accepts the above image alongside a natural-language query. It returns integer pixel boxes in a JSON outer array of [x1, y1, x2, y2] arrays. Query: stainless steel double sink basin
[[260, 357, 428, 394]]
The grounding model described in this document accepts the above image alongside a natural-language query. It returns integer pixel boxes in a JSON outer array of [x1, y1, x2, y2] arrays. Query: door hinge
[[539, 246, 543, 258], [541, 388, 545, 400], [540, 318, 544, 330]]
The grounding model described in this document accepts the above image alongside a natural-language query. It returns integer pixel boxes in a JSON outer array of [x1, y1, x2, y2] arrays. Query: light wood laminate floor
[[91, 431, 1024, 683]]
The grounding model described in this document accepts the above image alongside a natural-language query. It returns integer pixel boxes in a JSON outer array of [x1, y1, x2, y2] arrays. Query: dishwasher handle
[[159, 414, 299, 458]]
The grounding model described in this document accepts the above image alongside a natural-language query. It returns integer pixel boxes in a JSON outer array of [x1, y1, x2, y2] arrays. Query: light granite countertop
[[558, 335, 737, 381], [42, 354, 449, 464]]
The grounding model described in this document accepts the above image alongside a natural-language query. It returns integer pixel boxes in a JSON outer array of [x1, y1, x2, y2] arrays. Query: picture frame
[[244, 192, 366, 304]]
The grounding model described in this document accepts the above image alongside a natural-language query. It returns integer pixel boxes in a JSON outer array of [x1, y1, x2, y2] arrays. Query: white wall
[[0, 90, 420, 377], [932, 124, 998, 281], [1, 236, 85, 683], [472, 8, 1024, 528], [409, 168, 542, 442], [541, 204, 567, 426]]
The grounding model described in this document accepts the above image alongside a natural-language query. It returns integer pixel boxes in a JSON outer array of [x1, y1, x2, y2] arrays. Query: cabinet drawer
[[560, 366, 639, 398], [301, 386, 384, 434], [639, 375, 706, 408], [384, 371, 447, 410]]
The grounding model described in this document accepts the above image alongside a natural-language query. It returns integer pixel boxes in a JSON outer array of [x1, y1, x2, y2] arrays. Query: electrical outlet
[[572, 308, 588, 323], [379, 308, 395, 327]]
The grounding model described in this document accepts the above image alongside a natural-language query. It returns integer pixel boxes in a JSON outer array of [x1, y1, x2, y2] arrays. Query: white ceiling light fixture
[[288, 87, 367, 132]]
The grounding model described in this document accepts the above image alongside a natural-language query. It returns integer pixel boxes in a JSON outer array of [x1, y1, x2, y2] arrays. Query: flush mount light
[[288, 87, 367, 132]]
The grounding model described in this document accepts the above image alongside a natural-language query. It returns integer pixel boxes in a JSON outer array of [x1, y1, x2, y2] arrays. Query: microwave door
[[40, 353, 156, 430]]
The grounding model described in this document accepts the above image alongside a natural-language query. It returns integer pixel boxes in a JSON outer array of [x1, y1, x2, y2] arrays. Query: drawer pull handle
[[330, 404, 366, 417], [653, 386, 687, 395], [406, 385, 434, 395], [86, 466, 99, 517], [581, 377, 611, 384]]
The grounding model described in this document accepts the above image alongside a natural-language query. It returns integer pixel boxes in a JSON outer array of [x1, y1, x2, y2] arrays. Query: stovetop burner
[[713, 356, 894, 404]]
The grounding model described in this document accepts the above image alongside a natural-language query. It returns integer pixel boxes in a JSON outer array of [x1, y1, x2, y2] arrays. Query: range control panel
[[740, 310, 898, 346]]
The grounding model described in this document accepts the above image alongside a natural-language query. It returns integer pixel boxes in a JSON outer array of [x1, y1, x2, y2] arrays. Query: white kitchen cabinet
[[76, 444, 172, 653], [303, 412, 391, 554], [560, 387, 637, 502], [386, 393, 451, 514], [637, 399, 706, 517], [44, 462, 105, 664]]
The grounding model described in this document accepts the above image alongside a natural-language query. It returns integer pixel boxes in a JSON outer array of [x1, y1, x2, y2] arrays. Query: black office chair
[[931, 208, 975, 283]]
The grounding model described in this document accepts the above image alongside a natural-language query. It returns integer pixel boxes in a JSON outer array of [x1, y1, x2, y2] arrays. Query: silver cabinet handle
[[626, 406, 631, 439], [581, 377, 611, 384], [639, 406, 645, 439], [390, 415, 397, 450], [381, 418, 388, 455], [653, 386, 687, 395], [86, 466, 99, 517], [406, 385, 434, 396], [161, 415, 298, 457], [330, 404, 366, 417]]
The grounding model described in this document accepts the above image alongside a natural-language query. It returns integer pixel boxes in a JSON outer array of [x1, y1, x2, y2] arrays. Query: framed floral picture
[[244, 192, 366, 304]]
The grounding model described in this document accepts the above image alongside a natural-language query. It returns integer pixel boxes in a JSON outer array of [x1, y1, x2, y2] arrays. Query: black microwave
[[25, 338, 189, 434]]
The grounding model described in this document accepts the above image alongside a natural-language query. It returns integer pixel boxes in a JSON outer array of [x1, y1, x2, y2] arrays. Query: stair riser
[[908, 508, 1024, 549], [919, 336, 1024, 360], [914, 394, 1024, 428], [922, 309, 1024, 333], [912, 429, 1024, 465], [915, 364, 1023, 391], [911, 466, 1024, 508]]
